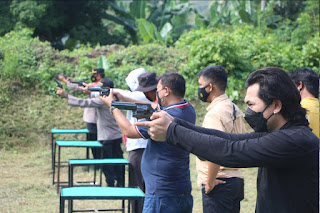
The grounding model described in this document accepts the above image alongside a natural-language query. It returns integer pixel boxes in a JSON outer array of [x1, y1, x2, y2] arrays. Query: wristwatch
[[110, 106, 117, 113]]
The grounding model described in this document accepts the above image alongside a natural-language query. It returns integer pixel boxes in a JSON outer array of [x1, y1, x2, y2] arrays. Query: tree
[[1, 0, 128, 49]]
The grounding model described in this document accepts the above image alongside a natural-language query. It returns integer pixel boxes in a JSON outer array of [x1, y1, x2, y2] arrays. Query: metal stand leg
[[86, 147, 90, 172], [52, 133, 55, 185], [51, 133, 54, 170], [57, 146, 61, 194], [59, 195, 65, 213], [99, 164, 102, 186], [93, 165, 96, 185], [68, 164, 72, 187], [68, 200, 73, 213], [128, 164, 132, 213], [53, 140, 57, 185], [127, 200, 130, 213]]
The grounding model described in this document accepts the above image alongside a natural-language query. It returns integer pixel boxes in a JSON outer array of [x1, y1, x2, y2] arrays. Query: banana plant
[[103, 0, 197, 45], [137, 18, 173, 44], [195, 0, 283, 30], [97, 56, 109, 71]]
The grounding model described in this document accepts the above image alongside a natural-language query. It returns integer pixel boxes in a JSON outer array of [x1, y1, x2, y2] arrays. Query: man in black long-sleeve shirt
[[136, 67, 319, 213]]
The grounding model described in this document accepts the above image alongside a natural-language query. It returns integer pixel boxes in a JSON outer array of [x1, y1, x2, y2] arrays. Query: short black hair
[[197, 65, 227, 91], [101, 78, 114, 88], [93, 68, 105, 78], [246, 67, 306, 122], [159, 72, 185, 97], [288, 68, 319, 98]]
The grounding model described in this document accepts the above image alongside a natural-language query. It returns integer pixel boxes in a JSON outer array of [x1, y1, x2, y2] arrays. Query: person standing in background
[[289, 68, 319, 138], [57, 78, 124, 187], [57, 68, 105, 158], [117, 68, 150, 213], [196, 65, 246, 213]]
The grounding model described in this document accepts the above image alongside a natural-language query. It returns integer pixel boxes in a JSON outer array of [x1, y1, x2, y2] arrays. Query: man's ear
[[208, 83, 214, 92], [297, 81, 304, 92], [273, 99, 282, 114], [165, 87, 170, 97]]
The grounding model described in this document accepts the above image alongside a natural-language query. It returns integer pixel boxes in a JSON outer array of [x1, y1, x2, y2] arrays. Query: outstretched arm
[[110, 108, 142, 138], [99, 90, 142, 138], [135, 111, 262, 142], [174, 118, 262, 141], [136, 111, 310, 168]]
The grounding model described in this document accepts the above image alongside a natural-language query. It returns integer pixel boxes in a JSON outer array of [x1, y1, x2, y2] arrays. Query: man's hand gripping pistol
[[111, 101, 157, 120]]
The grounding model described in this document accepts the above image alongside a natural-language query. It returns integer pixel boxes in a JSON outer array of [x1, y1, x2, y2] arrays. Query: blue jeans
[[143, 193, 193, 213], [202, 177, 244, 213]]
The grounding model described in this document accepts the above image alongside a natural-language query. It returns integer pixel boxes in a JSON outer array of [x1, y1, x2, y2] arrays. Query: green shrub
[[106, 43, 188, 89], [175, 25, 319, 102], [0, 29, 44, 85], [0, 26, 318, 104], [175, 28, 253, 101], [0, 29, 107, 95]]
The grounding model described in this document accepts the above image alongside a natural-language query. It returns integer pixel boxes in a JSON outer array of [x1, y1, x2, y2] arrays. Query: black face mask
[[244, 105, 274, 132], [156, 89, 165, 107], [198, 84, 210, 102], [143, 92, 153, 102], [91, 75, 96, 82]]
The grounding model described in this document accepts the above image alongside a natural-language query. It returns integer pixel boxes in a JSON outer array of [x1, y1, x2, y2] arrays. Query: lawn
[[0, 140, 257, 212], [0, 95, 257, 212]]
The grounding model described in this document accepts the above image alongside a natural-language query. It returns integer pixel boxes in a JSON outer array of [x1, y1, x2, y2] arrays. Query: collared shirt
[[68, 96, 122, 141], [196, 94, 246, 186], [67, 81, 97, 124], [301, 98, 319, 138], [135, 100, 196, 196]]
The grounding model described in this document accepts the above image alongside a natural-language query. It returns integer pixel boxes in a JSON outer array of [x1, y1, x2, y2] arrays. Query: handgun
[[87, 87, 110, 96], [53, 78, 63, 89], [69, 80, 86, 87], [111, 101, 156, 119]]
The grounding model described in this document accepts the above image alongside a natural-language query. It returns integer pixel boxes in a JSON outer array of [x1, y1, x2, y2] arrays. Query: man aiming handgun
[[57, 77, 125, 187], [100, 72, 196, 213], [56, 68, 105, 158]]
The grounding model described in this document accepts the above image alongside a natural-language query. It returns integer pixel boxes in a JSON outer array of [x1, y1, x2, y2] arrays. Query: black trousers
[[86, 123, 99, 159], [98, 138, 124, 187], [128, 148, 145, 213], [202, 177, 244, 213]]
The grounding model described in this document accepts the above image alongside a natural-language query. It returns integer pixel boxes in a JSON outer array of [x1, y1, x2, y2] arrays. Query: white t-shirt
[[115, 89, 150, 152]]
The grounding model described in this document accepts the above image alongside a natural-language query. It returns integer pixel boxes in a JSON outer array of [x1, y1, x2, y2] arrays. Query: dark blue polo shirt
[[135, 100, 196, 196]]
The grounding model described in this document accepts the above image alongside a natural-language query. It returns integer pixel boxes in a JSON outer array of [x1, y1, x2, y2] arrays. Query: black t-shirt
[[167, 119, 319, 213]]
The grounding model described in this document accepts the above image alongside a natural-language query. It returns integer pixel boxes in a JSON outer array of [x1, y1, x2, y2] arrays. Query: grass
[[0, 143, 258, 212], [0, 91, 258, 212]]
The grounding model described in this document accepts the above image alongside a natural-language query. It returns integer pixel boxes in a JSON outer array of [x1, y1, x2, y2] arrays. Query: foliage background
[[0, 0, 319, 212], [1, 0, 319, 149]]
